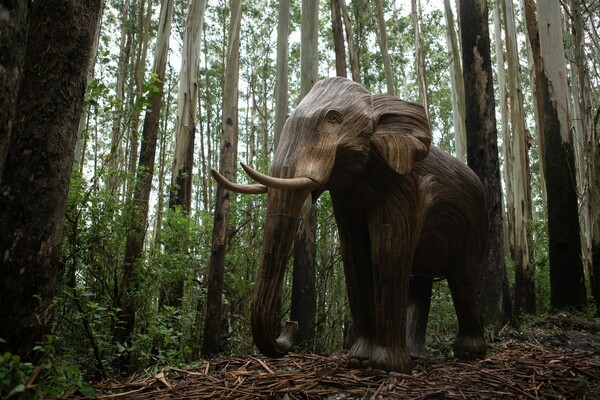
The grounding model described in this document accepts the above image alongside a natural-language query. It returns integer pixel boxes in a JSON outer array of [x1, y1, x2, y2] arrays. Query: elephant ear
[[370, 95, 432, 175]]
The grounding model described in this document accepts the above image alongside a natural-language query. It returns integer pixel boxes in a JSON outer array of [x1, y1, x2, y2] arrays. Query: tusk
[[240, 162, 318, 191], [211, 169, 268, 194]]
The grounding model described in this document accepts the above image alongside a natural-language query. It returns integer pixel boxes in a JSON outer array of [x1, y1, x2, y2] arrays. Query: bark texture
[[375, 0, 394, 95], [202, 0, 243, 356], [116, 0, 173, 360], [459, 0, 512, 327], [0, 0, 101, 358], [274, 0, 290, 150], [443, 0, 466, 162], [533, 0, 587, 309], [503, 0, 534, 314], [331, 0, 347, 78], [0, 0, 29, 182]]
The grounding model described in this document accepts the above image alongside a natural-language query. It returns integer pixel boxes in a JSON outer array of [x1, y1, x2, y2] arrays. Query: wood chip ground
[[71, 333, 600, 399]]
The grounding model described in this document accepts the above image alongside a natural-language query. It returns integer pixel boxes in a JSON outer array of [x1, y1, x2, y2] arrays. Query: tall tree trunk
[[443, 0, 466, 162], [532, 0, 587, 310], [526, 0, 586, 309], [503, 0, 534, 314], [274, 0, 290, 151], [519, 0, 546, 208], [459, 0, 512, 328], [170, 0, 207, 211], [159, 0, 208, 309], [73, 1, 104, 173], [291, 0, 319, 352], [375, 0, 394, 95], [116, 0, 174, 365], [198, 27, 213, 212], [0, 0, 29, 183], [412, 0, 428, 112], [125, 0, 153, 201], [202, 0, 243, 356], [569, 0, 600, 314], [107, 0, 131, 194], [331, 0, 347, 78], [493, 1, 513, 266], [339, 0, 360, 83], [0, 0, 101, 359], [153, 86, 172, 248]]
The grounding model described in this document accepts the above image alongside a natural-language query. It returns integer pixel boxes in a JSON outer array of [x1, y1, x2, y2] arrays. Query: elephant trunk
[[251, 188, 309, 357]]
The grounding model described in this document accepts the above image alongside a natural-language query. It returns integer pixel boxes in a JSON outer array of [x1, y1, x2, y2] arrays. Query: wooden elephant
[[213, 77, 488, 373]]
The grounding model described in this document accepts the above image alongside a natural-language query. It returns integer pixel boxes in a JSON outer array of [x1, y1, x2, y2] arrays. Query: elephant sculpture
[[213, 77, 488, 373]]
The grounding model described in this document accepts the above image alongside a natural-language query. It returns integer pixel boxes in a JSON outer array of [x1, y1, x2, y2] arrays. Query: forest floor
[[72, 315, 600, 399]]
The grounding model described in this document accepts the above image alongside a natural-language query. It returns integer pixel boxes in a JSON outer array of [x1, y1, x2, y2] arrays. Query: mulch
[[72, 332, 600, 399]]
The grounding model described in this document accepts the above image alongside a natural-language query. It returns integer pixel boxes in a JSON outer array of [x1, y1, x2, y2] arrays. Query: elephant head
[[212, 77, 431, 357]]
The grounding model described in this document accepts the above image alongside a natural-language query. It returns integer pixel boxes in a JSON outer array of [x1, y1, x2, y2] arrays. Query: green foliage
[[0, 352, 34, 400], [530, 217, 551, 313], [140, 72, 162, 108], [0, 337, 96, 400], [314, 192, 347, 355], [427, 281, 459, 356]]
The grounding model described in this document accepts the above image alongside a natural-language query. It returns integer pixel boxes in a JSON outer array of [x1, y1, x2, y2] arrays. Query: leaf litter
[[68, 329, 600, 399]]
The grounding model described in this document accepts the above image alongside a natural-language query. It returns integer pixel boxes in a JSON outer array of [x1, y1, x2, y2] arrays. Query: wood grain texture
[[222, 77, 488, 373]]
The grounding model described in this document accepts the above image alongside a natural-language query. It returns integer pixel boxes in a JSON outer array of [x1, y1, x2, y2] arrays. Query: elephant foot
[[453, 334, 487, 360], [407, 342, 428, 359], [347, 337, 412, 374], [368, 344, 412, 374], [347, 337, 372, 369]]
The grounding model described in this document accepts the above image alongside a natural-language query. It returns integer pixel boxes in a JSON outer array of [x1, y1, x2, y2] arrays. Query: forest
[[1, 0, 599, 398]]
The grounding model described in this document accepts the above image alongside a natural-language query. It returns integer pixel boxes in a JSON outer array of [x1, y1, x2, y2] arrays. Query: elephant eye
[[325, 109, 344, 124]]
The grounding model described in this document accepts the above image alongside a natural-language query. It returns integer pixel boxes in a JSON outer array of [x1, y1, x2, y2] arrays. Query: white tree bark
[[537, 0, 571, 143], [375, 0, 394, 95], [412, 0, 428, 114], [274, 0, 290, 152], [568, 0, 598, 302], [504, 0, 533, 312], [444, 0, 466, 162], [493, 1, 513, 260], [171, 0, 207, 209], [519, 0, 545, 207], [339, 0, 360, 83]]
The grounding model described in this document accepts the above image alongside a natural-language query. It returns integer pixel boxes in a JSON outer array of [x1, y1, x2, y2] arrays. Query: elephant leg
[[331, 197, 376, 368], [369, 223, 413, 374], [343, 232, 376, 369], [405, 276, 433, 358], [447, 258, 487, 360]]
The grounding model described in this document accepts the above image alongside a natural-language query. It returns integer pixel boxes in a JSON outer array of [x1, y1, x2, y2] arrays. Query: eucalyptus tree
[[567, 0, 600, 313], [411, 0, 428, 112], [274, 0, 291, 149], [493, 1, 512, 262], [459, 0, 512, 327], [106, 0, 131, 194], [330, 0, 347, 78], [73, 2, 104, 173], [492, 4, 536, 316], [159, 0, 208, 308], [525, 0, 587, 310], [0, 0, 28, 183], [375, 0, 394, 95], [0, 0, 102, 359], [443, 0, 466, 162], [125, 0, 154, 200], [339, 0, 360, 82], [203, 0, 243, 356], [116, 0, 174, 363], [502, 0, 534, 314]]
